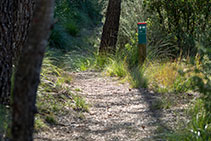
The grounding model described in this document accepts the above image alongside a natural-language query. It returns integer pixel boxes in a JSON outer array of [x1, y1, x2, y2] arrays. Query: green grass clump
[[73, 96, 89, 112], [0, 105, 10, 139], [64, 21, 79, 36], [104, 58, 128, 78], [165, 100, 211, 141], [128, 66, 148, 88], [34, 116, 47, 131], [45, 113, 57, 125]]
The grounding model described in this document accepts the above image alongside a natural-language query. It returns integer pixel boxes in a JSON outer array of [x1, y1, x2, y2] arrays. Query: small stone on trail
[[141, 125, 146, 130]]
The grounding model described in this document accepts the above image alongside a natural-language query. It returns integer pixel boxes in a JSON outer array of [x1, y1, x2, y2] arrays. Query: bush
[[49, 25, 70, 49], [64, 21, 79, 36]]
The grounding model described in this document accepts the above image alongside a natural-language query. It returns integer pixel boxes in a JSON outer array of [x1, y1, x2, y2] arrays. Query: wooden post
[[137, 22, 147, 64], [138, 44, 146, 64]]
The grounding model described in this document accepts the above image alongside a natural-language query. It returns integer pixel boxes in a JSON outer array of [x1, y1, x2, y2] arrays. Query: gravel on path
[[34, 71, 186, 141]]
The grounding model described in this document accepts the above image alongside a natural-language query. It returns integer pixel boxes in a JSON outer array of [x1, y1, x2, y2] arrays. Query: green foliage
[[123, 35, 139, 68], [60, 51, 93, 71], [166, 44, 211, 140], [73, 96, 89, 112], [34, 116, 47, 131], [145, 61, 190, 93], [45, 113, 57, 125], [115, 33, 193, 93], [118, 0, 145, 46], [49, 0, 102, 50], [128, 66, 148, 88], [166, 100, 211, 141], [173, 74, 192, 93], [94, 55, 110, 70], [35, 53, 90, 131], [150, 98, 173, 110], [49, 25, 70, 50], [64, 21, 79, 36], [104, 58, 128, 78], [191, 54, 211, 119], [143, 0, 210, 56]]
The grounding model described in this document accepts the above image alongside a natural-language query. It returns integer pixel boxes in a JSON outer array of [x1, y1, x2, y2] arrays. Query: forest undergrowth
[[40, 0, 210, 139], [0, 0, 210, 140]]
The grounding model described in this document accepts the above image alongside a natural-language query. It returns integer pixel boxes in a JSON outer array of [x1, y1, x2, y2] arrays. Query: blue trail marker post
[[137, 22, 147, 64]]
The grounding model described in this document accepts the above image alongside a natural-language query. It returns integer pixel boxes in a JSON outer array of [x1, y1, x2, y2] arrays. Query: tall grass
[[35, 53, 90, 131], [165, 99, 211, 141]]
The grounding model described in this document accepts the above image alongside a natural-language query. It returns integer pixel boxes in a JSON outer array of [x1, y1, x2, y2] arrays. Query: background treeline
[[144, 0, 210, 57], [119, 0, 210, 58]]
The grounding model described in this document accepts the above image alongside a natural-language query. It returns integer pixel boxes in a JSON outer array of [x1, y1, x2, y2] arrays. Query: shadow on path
[[34, 71, 185, 141]]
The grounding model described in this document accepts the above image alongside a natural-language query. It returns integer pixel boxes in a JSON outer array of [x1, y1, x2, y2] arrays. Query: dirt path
[[35, 71, 186, 141]]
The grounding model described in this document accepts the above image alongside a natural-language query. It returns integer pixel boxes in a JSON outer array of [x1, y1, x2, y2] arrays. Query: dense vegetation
[[0, 0, 210, 140], [107, 0, 211, 140], [46, 0, 211, 139]]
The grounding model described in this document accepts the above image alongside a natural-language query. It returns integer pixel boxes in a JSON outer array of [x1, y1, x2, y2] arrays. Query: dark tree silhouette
[[99, 0, 122, 54], [11, 0, 54, 140]]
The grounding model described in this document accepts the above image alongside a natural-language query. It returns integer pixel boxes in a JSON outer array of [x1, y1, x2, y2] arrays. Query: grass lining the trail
[[35, 55, 90, 131], [95, 49, 210, 140]]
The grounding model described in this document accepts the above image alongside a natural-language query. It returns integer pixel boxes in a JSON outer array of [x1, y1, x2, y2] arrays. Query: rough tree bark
[[12, 0, 35, 61], [99, 0, 122, 54], [0, 0, 34, 105], [0, 0, 14, 104], [11, 0, 54, 140]]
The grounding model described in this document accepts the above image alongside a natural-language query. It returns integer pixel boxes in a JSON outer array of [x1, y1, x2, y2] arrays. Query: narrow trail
[[35, 71, 186, 141]]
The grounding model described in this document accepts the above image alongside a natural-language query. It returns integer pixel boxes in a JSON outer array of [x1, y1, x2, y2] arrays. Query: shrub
[[49, 25, 70, 50], [64, 21, 79, 36]]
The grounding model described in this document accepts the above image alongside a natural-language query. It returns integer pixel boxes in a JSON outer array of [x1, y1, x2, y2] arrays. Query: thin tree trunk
[[11, 0, 54, 140], [99, 0, 121, 54]]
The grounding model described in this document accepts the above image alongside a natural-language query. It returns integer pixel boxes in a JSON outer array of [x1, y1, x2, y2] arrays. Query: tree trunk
[[12, 0, 35, 61], [11, 0, 54, 140], [0, 0, 34, 105], [99, 0, 121, 54], [0, 0, 14, 105]]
